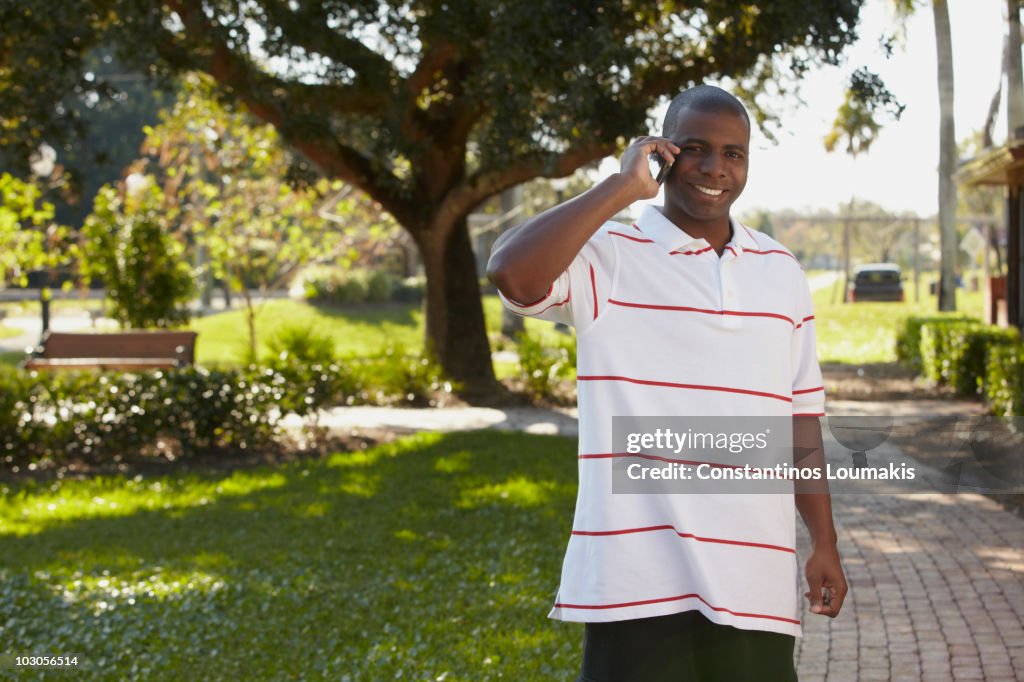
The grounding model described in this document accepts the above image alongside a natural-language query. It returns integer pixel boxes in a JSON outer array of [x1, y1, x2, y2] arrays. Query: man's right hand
[[487, 136, 678, 304], [620, 136, 680, 199]]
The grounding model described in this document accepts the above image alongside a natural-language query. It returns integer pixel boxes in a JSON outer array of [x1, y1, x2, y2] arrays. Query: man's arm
[[486, 137, 678, 304], [794, 415, 848, 618]]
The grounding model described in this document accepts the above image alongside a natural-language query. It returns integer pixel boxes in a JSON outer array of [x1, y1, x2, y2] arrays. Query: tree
[[78, 177, 196, 329], [932, 0, 957, 311], [828, 0, 958, 311], [1, 0, 868, 397], [824, 69, 904, 301], [140, 74, 347, 360]]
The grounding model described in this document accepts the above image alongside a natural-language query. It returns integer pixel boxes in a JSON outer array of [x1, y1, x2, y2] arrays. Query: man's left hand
[[804, 544, 847, 618]]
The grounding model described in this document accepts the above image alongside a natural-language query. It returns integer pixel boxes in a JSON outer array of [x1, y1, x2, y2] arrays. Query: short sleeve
[[497, 225, 617, 332], [790, 273, 826, 416]]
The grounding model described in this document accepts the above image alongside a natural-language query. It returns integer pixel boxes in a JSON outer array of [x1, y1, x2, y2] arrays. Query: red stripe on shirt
[[505, 284, 554, 308], [590, 264, 598, 320], [670, 246, 714, 256], [514, 291, 570, 316], [609, 230, 654, 243], [554, 593, 800, 624], [794, 315, 815, 330], [792, 386, 825, 395], [609, 299, 795, 326], [794, 412, 825, 417], [576, 375, 793, 403], [741, 248, 797, 261], [572, 525, 796, 554]]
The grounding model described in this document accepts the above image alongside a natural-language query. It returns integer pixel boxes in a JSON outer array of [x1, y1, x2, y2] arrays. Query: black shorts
[[576, 610, 798, 682]]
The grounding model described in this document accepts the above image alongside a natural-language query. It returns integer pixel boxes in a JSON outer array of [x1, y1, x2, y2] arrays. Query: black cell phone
[[649, 152, 673, 185]]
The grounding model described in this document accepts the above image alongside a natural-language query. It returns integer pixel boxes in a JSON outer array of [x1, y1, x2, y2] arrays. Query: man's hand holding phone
[[620, 137, 678, 199]]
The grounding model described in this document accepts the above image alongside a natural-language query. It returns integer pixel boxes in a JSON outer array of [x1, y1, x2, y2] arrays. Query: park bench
[[23, 330, 198, 371]]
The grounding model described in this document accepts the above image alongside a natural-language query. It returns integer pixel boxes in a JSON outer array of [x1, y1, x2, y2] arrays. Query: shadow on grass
[[0, 431, 581, 680]]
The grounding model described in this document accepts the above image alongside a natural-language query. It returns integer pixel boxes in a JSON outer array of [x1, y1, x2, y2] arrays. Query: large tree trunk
[[418, 218, 499, 399], [934, 0, 958, 312]]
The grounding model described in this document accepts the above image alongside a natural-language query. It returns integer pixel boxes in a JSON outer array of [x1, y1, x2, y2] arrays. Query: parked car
[[849, 263, 904, 302]]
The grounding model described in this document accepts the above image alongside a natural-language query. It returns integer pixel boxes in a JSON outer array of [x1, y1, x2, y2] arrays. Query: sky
[[604, 0, 1009, 219]]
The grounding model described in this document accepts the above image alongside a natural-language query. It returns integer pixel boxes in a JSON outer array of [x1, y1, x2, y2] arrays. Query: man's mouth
[[691, 184, 725, 197]]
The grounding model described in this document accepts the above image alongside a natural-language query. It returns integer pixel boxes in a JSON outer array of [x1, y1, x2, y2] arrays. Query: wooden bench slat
[[23, 331, 198, 371]]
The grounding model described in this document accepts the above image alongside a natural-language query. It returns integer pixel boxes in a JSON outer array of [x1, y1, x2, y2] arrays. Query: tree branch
[[434, 140, 616, 237], [161, 0, 418, 229], [258, 0, 397, 91]]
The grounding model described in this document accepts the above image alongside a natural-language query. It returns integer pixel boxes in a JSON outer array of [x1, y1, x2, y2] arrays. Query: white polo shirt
[[500, 205, 825, 637]]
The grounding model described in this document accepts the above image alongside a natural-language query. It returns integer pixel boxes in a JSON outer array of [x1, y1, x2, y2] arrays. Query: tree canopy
[[2, 0, 868, 396]]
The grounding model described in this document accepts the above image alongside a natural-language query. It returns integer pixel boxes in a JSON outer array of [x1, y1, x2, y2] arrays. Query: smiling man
[[487, 85, 846, 681]]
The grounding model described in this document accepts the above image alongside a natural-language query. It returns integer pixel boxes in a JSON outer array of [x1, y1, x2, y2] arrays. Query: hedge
[[919, 319, 978, 385], [303, 269, 424, 305], [896, 314, 974, 373], [985, 343, 1024, 417], [950, 325, 1020, 396], [1, 350, 449, 469]]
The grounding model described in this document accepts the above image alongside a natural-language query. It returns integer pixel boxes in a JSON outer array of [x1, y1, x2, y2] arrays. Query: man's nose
[[699, 153, 725, 176]]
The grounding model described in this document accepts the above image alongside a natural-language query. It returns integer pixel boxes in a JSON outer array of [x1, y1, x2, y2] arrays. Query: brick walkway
[[794, 449, 1024, 681]]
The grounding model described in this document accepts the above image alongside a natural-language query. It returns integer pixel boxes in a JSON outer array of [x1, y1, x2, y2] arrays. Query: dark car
[[849, 263, 904, 302]]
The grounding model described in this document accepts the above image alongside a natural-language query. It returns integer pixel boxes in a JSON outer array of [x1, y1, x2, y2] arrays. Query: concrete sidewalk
[[299, 402, 1023, 681]]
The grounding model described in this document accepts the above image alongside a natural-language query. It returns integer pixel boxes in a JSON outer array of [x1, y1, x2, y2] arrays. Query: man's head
[[661, 85, 750, 138], [660, 85, 751, 232]]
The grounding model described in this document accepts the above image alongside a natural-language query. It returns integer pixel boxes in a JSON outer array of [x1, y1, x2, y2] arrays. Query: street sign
[[959, 228, 985, 258]]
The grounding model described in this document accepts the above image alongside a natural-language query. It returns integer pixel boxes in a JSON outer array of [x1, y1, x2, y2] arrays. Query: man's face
[[662, 107, 749, 226]]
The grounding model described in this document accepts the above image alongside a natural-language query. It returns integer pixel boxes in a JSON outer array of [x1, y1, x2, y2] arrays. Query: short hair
[[661, 85, 751, 137]]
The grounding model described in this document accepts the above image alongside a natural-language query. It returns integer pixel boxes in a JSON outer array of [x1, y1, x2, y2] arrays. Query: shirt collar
[[634, 205, 758, 256]]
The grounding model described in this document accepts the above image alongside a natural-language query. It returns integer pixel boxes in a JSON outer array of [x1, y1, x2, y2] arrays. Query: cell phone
[[649, 152, 673, 185]]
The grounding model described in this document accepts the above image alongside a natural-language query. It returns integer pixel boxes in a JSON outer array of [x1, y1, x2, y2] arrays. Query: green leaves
[[0, 172, 67, 288], [78, 181, 195, 329]]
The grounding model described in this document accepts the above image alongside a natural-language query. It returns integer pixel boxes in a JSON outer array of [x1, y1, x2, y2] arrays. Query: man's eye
[[683, 146, 704, 153], [726, 151, 745, 159]]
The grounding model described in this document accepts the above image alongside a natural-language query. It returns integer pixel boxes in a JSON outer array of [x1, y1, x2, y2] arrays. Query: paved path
[[297, 402, 1024, 681]]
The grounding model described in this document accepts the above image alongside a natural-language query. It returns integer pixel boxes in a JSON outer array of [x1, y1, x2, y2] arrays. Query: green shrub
[[303, 268, 405, 305], [896, 314, 973, 372], [948, 325, 1020, 396], [354, 343, 449, 406], [79, 182, 196, 328], [985, 343, 1024, 417], [0, 365, 351, 468], [516, 331, 575, 401], [920, 319, 978, 385], [392, 276, 425, 303], [365, 269, 398, 303], [265, 323, 337, 366]]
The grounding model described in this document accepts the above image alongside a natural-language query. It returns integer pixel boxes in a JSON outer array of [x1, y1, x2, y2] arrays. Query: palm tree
[[932, 0, 958, 311]]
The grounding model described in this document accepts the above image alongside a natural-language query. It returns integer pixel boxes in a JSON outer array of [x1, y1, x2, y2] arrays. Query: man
[[487, 85, 847, 681]]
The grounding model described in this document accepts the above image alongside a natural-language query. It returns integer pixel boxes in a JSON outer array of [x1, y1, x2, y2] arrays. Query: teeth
[[693, 185, 724, 196]]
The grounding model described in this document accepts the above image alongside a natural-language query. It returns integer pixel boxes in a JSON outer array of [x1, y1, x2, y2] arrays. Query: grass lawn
[[812, 285, 984, 364], [190, 297, 569, 372], [0, 431, 582, 680]]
